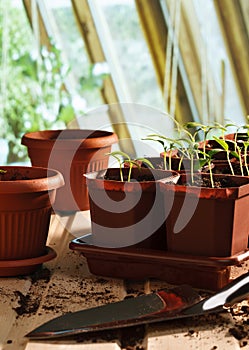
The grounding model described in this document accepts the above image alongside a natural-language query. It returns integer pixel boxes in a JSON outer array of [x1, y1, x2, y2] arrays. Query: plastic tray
[[69, 234, 249, 291]]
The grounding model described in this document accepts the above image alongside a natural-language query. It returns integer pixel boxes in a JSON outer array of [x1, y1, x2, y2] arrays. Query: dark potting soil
[[10, 264, 249, 348], [213, 163, 248, 176], [104, 174, 157, 182], [13, 268, 51, 316], [0, 171, 30, 181], [182, 175, 241, 188]]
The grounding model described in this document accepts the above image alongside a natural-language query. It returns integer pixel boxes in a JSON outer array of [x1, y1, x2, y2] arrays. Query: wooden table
[[0, 211, 249, 350]]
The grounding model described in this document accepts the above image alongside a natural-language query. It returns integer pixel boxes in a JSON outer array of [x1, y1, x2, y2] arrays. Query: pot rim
[[21, 129, 118, 150], [160, 172, 249, 199], [0, 166, 64, 193], [85, 167, 179, 192]]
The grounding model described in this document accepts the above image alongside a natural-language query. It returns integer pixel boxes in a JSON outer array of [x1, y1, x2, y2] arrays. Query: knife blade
[[26, 284, 200, 339], [26, 271, 249, 339]]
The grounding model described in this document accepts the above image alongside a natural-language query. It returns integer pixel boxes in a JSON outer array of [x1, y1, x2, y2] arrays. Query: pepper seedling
[[198, 150, 216, 188], [107, 151, 154, 182], [212, 137, 240, 175], [143, 134, 183, 170], [183, 121, 228, 158], [243, 141, 249, 176]]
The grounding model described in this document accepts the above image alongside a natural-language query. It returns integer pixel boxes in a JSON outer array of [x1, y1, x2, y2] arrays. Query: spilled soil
[[10, 264, 249, 349]]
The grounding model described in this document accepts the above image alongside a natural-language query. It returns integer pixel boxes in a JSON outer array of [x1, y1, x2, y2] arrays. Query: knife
[[26, 271, 249, 339]]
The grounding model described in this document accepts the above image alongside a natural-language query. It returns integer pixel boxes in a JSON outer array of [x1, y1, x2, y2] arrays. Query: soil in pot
[[181, 173, 245, 188], [201, 161, 248, 176]]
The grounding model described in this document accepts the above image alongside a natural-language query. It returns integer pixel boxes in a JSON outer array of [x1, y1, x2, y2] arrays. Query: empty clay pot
[[21, 129, 118, 213]]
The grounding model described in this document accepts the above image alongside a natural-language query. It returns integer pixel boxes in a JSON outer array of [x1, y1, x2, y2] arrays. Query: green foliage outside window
[[0, 4, 75, 163], [0, 3, 107, 164]]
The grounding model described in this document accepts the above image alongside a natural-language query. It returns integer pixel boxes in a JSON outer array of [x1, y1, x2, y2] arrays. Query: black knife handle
[[225, 271, 249, 306]]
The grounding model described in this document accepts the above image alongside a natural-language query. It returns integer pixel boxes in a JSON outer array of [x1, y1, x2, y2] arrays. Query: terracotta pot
[[21, 129, 118, 212], [160, 173, 249, 257], [224, 132, 249, 143], [0, 166, 64, 276], [85, 167, 179, 249]]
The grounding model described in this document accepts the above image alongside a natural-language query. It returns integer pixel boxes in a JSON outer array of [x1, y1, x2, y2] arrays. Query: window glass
[[0, 0, 91, 164], [91, 0, 163, 109], [43, 0, 103, 111], [192, 0, 244, 124], [0, 0, 35, 164]]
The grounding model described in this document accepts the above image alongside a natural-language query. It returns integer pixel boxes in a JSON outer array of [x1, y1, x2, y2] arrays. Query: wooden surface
[[0, 211, 249, 350]]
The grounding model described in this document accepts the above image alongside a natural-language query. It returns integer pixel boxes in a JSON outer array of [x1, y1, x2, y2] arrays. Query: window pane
[[43, 0, 103, 110], [91, 0, 163, 109], [192, 0, 245, 124], [0, 0, 36, 164]]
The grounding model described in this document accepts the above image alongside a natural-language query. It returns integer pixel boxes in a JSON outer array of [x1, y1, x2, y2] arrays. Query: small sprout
[[107, 150, 127, 181], [243, 141, 249, 176], [143, 136, 168, 170], [199, 150, 215, 188], [177, 137, 200, 184], [212, 137, 240, 175], [184, 121, 227, 157], [107, 151, 154, 182], [143, 134, 182, 170], [136, 157, 154, 169]]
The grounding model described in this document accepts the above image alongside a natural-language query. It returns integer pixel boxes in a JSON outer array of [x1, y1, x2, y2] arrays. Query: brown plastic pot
[[85, 167, 179, 249], [21, 129, 118, 213], [224, 132, 249, 143], [160, 173, 249, 257], [0, 166, 64, 275]]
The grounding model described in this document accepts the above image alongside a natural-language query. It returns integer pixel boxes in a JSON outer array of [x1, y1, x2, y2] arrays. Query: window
[[41, 0, 103, 109], [192, 0, 244, 124], [1, 0, 248, 164], [89, 0, 163, 108]]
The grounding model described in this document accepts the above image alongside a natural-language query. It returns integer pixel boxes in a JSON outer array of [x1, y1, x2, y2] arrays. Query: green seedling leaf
[[230, 150, 240, 159], [143, 138, 165, 148], [198, 158, 209, 168], [107, 150, 130, 161], [129, 160, 140, 167], [192, 157, 208, 171], [145, 135, 178, 144], [213, 136, 229, 151], [224, 122, 237, 129], [183, 121, 204, 129], [207, 148, 225, 159], [136, 158, 155, 169]]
